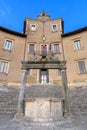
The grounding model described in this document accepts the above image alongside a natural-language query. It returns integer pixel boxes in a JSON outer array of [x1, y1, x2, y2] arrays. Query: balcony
[[28, 51, 53, 57], [27, 51, 62, 61]]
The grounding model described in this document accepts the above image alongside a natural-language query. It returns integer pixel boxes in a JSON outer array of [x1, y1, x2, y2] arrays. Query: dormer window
[[31, 25, 36, 31], [52, 25, 57, 31]]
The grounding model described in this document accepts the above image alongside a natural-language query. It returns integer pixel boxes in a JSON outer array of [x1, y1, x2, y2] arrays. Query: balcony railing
[[27, 51, 61, 61], [28, 51, 60, 56]]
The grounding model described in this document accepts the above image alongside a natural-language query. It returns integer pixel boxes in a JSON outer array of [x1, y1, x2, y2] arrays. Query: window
[[31, 25, 36, 31], [41, 45, 47, 54], [0, 61, 9, 73], [52, 25, 57, 31], [29, 44, 35, 54], [40, 69, 49, 83], [54, 44, 60, 53], [78, 61, 86, 74], [4, 40, 12, 51], [74, 40, 81, 50]]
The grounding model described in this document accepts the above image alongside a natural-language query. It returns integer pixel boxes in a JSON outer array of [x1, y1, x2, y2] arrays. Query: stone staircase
[[0, 85, 87, 116], [0, 86, 19, 117], [26, 84, 64, 99], [69, 86, 87, 115]]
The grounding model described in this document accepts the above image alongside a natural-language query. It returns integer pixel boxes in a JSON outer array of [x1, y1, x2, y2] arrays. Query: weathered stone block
[[25, 98, 63, 120]]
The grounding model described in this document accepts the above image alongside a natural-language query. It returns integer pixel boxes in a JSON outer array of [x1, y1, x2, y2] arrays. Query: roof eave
[[62, 26, 87, 37], [0, 26, 26, 37]]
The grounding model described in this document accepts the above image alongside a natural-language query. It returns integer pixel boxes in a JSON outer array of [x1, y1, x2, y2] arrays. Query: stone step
[[69, 86, 87, 115], [0, 87, 19, 116]]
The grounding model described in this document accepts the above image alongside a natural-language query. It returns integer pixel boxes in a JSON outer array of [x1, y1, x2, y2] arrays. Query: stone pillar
[[61, 68, 69, 116], [17, 69, 28, 116]]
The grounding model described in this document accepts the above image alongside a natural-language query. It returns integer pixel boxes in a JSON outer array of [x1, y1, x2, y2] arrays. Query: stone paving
[[0, 115, 87, 130]]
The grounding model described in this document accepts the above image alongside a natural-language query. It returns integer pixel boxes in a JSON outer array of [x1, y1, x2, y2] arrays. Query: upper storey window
[[29, 44, 35, 54], [74, 40, 81, 50], [54, 44, 60, 53], [0, 61, 9, 74], [4, 40, 12, 51], [78, 61, 86, 74], [31, 25, 36, 31], [52, 25, 57, 31]]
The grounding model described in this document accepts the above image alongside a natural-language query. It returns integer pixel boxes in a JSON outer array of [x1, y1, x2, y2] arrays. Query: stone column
[[61, 68, 69, 116], [17, 69, 28, 116]]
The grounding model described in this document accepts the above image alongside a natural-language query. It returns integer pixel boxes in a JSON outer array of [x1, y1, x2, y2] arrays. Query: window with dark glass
[[4, 40, 12, 51], [52, 25, 57, 31], [78, 61, 86, 73], [54, 44, 60, 53], [74, 40, 81, 50], [29, 44, 35, 54]]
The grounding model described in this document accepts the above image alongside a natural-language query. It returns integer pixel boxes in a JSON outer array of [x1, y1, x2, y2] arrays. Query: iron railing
[[28, 51, 60, 56]]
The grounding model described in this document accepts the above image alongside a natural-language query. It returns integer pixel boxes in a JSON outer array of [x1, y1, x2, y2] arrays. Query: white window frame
[[78, 61, 86, 74], [4, 40, 12, 51], [74, 40, 81, 50], [31, 24, 36, 31], [52, 24, 58, 31], [0, 61, 9, 74], [28, 44, 35, 54], [54, 44, 60, 53]]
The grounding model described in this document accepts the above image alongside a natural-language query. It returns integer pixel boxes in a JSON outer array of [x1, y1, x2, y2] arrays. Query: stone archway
[[17, 55, 69, 119]]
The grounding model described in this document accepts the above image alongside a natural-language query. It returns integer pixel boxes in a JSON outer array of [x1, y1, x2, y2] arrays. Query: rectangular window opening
[[78, 61, 86, 74], [29, 44, 35, 54], [31, 25, 36, 31], [4, 40, 12, 51], [74, 40, 81, 50], [52, 25, 57, 31], [54, 44, 60, 53], [40, 69, 49, 83], [0, 61, 9, 74]]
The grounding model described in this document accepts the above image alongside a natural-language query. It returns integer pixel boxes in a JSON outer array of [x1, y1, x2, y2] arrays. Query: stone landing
[[24, 84, 64, 121], [25, 98, 63, 121]]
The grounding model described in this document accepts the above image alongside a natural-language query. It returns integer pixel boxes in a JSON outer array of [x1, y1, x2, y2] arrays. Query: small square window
[[4, 40, 12, 51], [74, 40, 81, 50], [31, 25, 36, 31], [52, 25, 57, 31]]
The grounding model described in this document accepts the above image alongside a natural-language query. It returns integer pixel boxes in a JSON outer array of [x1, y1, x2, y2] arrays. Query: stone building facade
[[0, 12, 87, 88]]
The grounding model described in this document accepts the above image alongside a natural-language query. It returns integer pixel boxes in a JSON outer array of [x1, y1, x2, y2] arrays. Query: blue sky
[[0, 0, 87, 33]]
